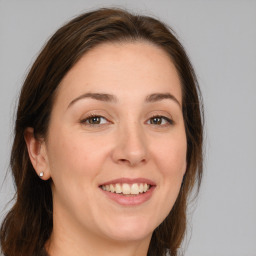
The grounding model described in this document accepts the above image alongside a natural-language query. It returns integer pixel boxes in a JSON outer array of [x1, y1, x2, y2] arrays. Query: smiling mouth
[[100, 183, 151, 196]]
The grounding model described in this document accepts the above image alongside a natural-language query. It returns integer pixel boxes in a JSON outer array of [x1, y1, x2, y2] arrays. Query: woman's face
[[43, 42, 187, 244]]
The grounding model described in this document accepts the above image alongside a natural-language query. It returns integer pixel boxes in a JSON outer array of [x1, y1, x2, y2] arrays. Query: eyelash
[[147, 115, 174, 126], [80, 114, 174, 127], [80, 114, 109, 126]]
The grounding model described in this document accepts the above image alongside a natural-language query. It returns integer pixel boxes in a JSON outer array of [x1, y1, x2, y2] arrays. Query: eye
[[80, 115, 109, 126], [147, 115, 174, 126]]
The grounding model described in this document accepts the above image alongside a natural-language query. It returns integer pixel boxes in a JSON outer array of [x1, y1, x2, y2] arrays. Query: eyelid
[[80, 109, 112, 120], [146, 109, 174, 121], [80, 112, 113, 127], [81, 115, 106, 123], [146, 114, 174, 126], [82, 114, 105, 122]]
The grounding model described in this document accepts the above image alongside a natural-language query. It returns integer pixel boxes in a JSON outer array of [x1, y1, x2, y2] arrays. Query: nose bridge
[[112, 119, 148, 166]]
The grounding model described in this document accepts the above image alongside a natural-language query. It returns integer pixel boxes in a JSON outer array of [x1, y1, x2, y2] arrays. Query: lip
[[99, 178, 156, 206]]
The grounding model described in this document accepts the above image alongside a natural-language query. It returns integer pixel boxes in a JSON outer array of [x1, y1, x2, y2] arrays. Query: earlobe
[[24, 127, 51, 180]]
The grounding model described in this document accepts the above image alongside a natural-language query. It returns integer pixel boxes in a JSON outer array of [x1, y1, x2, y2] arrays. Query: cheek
[[146, 132, 187, 227], [46, 127, 111, 183], [46, 128, 108, 212], [153, 131, 187, 204], [155, 132, 187, 178]]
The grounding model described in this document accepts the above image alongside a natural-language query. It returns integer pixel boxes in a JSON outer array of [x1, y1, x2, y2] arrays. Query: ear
[[24, 127, 51, 180]]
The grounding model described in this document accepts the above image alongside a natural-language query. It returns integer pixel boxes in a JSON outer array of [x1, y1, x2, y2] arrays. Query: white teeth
[[110, 184, 115, 193], [115, 183, 122, 194], [143, 184, 149, 192], [139, 183, 144, 193], [130, 183, 139, 195], [122, 184, 130, 194], [101, 183, 151, 195]]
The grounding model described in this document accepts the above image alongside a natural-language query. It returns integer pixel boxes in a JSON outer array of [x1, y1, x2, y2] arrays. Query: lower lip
[[100, 186, 156, 206]]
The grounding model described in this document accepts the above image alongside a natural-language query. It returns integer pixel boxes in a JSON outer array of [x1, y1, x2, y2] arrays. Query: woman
[[0, 7, 203, 256]]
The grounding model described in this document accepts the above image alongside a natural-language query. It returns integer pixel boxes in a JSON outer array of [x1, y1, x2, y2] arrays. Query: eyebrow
[[67, 92, 181, 109], [145, 93, 181, 107], [68, 93, 118, 108]]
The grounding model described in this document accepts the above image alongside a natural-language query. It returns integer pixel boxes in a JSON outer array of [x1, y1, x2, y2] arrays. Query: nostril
[[119, 159, 129, 164], [117, 157, 147, 167], [112, 141, 148, 166]]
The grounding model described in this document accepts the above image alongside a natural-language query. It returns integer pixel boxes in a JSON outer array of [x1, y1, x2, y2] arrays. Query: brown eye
[[148, 116, 173, 126], [81, 115, 108, 126], [88, 116, 101, 124], [150, 117, 162, 125]]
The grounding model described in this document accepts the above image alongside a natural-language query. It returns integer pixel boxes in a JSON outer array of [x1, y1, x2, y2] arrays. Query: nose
[[111, 123, 148, 167]]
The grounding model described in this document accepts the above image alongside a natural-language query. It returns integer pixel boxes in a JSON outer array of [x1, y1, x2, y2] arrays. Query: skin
[[25, 41, 187, 256]]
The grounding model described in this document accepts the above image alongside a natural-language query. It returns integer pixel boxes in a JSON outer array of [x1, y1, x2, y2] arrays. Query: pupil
[[151, 117, 161, 125], [89, 117, 100, 124]]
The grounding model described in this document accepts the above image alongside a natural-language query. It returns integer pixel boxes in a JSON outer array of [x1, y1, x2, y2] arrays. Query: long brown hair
[[0, 7, 203, 256]]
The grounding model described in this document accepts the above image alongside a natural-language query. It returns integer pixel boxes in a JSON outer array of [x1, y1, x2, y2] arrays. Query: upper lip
[[99, 178, 156, 186]]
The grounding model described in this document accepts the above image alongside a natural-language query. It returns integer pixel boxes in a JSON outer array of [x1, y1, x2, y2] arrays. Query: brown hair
[[0, 7, 203, 256]]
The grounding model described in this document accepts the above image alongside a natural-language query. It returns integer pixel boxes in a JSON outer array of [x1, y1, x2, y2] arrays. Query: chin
[[100, 216, 155, 242], [106, 229, 152, 243]]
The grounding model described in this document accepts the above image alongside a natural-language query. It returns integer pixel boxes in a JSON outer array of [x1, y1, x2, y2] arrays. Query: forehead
[[54, 41, 182, 108]]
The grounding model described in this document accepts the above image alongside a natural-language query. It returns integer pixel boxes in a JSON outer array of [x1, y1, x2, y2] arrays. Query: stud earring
[[39, 172, 44, 177]]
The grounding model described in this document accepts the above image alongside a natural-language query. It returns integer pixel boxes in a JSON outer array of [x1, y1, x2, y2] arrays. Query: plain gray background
[[0, 0, 256, 255]]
